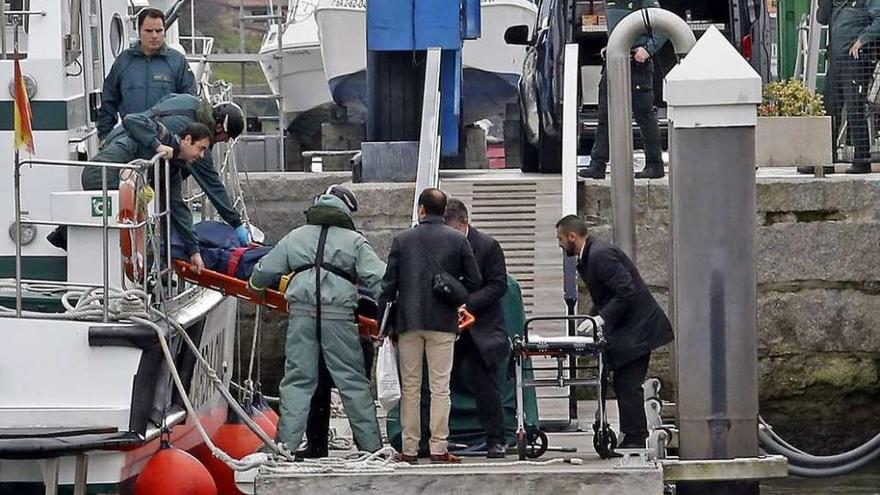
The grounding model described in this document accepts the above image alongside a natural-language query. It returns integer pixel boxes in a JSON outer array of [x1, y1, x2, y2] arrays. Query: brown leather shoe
[[429, 452, 461, 464], [393, 453, 419, 464]]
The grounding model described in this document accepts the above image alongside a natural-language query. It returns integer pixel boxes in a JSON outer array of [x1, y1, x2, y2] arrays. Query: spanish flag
[[13, 57, 35, 154]]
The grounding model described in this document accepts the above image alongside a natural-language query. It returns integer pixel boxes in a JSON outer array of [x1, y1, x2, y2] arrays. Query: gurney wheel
[[523, 427, 548, 459], [593, 426, 618, 459]]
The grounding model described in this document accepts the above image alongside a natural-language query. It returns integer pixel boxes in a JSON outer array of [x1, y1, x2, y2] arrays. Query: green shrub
[[759, 79, 825, 117]]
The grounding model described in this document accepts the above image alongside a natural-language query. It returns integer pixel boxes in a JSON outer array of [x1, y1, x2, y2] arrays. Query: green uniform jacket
[[818, 0, 880, 60], [98, 44, 197, 140], [120, 94, 242, 229], [249, 195, 387, 319], [605, 0, 668, 55]]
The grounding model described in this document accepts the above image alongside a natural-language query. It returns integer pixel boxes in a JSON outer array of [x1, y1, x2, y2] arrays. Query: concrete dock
[[252, 400, 665, 495]]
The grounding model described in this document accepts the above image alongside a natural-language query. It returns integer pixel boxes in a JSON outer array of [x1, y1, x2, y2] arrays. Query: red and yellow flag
[[13, 57, 35, 154]]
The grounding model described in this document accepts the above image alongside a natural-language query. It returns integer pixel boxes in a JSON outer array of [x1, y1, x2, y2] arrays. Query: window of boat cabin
[[2, 0, 30, 58]]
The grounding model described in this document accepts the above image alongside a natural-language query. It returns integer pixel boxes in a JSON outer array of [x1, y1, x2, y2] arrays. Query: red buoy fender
[[203, 402, 277, 495], [135, 443, 217, 495]]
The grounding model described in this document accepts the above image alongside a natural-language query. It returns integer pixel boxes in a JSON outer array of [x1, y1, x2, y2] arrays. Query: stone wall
[[580, 177, 880, 451], [235, 172, 880, 452]]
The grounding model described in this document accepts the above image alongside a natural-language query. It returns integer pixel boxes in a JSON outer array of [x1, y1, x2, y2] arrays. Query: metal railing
[[412, 47, 443, 226], [12, 155, 171, 322]]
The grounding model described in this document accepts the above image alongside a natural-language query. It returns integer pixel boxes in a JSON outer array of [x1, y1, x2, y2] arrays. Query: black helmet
[[324, 184, 358, 213], [212, 102, 244, 139]]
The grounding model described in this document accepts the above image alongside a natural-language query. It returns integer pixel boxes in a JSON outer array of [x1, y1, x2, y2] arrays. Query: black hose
[[759, 420, 880, 467], [759, 430, 880, 476]]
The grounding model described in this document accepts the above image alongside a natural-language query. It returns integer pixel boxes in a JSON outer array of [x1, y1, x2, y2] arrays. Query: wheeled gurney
[[512, 315, 617, 460]]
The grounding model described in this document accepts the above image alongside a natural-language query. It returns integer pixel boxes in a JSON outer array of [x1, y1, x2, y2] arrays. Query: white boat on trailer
[[0, 1, 244, 493], [314, 0, 538, 129]]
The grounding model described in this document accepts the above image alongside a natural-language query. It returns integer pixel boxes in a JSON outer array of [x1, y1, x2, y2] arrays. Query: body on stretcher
[[167, 222, 476, 338]]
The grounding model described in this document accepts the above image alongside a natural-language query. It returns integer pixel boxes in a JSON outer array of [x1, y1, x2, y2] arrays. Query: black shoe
[[635, 165, 664, 179], [845, 163, 871, 174], [486, 443, 507, 459], [796, 166, 835, 175], [295, 445, 328, 460], [46, 226, 68, 251], [579, 163, 607, 179]]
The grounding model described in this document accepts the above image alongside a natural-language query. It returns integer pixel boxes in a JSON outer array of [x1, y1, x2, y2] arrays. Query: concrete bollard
[[664, 26, 763, 494]]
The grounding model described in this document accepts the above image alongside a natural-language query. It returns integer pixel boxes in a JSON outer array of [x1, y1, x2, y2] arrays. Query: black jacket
[[578, 237, 673, 369], [380, 216, 482, 334], [465, 227, 509, 366]]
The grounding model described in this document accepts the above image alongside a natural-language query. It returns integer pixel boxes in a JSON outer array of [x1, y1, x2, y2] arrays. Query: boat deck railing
[[10, 154, 174, 322]]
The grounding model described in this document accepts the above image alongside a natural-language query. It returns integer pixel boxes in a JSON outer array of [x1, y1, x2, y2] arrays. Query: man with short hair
[[444, 198, 509, 459], [380, 188, 482, 464], [73, 97, 244, 271], [98, 7, 197, 142], [555, 214, 673, 450]]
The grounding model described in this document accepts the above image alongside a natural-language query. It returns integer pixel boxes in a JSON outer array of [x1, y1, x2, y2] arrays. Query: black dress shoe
[[635, 165, 664, 179], [796, 166, 835, 175], [295, 445, 328, 460], [486, 443, 506, 459], [579, 163, 607, 179], [845, 163, 871, 174]]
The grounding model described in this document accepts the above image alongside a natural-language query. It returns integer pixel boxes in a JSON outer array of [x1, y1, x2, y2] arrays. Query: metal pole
[[73, 454, 88, 495], [805, 0, 821, 92], [13, 18, 22, 317], [276, 2, 285, 171], [14, 151, 22, 317], [165, 159, 172, 299], [102, 166, 109, 322], [606, 8, 695, 261], [1, 0, 7, 60]]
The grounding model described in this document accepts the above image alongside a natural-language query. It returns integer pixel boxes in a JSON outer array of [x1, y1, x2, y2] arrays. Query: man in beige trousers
[[380, 188, 482, 463]]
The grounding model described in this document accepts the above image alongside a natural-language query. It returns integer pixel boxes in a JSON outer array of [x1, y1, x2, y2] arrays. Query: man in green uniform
[[97, 7, 197, 143], [81, 93, 247, 242], [580, 0, 668, 180], [799, 0, 880, 174], [248, 186, 386, 453]]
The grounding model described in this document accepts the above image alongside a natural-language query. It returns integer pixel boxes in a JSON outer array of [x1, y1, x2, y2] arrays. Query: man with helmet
[[74, 93, 247, 247], [248, 185, 387, 454]]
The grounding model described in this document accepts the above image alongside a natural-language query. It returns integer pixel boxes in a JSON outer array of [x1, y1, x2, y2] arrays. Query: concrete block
[[322, 123, 365, 171], [503, 118, 523, 169], [756, 177, 880, 216], [756, 116, 832, 167], [757, 289, 880, 353], [464, 126, 488, 169], [255, 465, 664, 495], [757, 222, 880, 284], [284, 136, 305, 172], [361, 141, 420, 182]]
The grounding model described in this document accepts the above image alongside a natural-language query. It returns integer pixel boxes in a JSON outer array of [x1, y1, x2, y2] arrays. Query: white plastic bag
[[376, 338, 401, 412]]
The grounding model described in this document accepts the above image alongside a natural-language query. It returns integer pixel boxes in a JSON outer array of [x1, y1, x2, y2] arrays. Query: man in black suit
[[556, 215, 673, 449], [381, 188, 482, 464], [444, 199, 509, 459]]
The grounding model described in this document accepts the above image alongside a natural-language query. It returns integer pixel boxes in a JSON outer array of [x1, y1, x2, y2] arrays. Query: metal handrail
[[13, 155, 170, 322]]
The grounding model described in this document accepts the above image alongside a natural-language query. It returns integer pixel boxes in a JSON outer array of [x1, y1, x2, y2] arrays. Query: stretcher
[[172, 260, 476, 339], [511, 315, 617, 460]]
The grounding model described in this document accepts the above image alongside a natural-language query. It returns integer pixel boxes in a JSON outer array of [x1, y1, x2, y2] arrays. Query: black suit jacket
[[578, 237, 673, 369], [464, 227, 509, 366], [380, 215, 482, 334]]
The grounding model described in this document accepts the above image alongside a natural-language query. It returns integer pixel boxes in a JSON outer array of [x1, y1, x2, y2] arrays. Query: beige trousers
[[397, 329, 457, 456]]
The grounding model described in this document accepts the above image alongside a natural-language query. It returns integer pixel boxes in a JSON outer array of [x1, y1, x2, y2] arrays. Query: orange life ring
[[118, 173, 147, 282]]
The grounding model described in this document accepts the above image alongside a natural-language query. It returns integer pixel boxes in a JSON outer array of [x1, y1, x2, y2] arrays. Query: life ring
[[118, 171, 147, 282]]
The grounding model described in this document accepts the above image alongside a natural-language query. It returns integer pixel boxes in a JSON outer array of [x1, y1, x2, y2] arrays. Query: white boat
[[0, 1, 239, 492], [315, 0, 538, 129], [259, 0, 333, 131]]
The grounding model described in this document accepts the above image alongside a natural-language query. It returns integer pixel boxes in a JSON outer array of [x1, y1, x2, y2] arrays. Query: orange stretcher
[[172, 260, 475, 339]]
